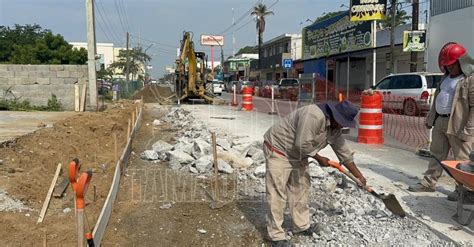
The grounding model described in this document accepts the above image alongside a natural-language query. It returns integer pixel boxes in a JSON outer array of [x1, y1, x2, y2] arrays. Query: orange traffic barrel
[[242, 87, 253, 111], [358, 91, 383, 144]]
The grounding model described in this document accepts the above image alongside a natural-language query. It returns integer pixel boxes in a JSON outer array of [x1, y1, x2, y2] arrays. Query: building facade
[[427, 0, 474, 72], [257, 33, 302, 81], [224, 53, 258, 81]]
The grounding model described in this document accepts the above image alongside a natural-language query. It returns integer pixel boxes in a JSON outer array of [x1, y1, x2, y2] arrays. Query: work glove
[[313, 154, 330, 167]]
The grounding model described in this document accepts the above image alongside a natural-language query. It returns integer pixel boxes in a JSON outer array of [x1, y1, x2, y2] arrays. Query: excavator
[[175, 31, 217, 103]]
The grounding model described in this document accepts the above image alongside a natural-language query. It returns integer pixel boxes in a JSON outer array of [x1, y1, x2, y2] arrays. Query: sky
[[1, 0, 376, 78]]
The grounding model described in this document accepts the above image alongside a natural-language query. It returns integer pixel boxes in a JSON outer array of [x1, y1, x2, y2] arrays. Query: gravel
[[0, 189, 29, 212]]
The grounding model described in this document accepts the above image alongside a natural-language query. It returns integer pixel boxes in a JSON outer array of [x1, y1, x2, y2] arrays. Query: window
[[390, 75, 422, 89], [280, 79, 298, 86], [425, 75, 443, 88], [376, 78, 390, 90]]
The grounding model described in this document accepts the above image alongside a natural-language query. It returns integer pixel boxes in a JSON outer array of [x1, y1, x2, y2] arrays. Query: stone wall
[[0, 65, 89, 111]]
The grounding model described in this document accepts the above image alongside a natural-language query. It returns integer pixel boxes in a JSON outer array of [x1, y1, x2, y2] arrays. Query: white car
[[213, 80, 224, 96], [371, 73, 443, 116]]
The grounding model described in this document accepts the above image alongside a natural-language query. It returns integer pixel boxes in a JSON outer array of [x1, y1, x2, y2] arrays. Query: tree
[[0, 24, 87, 64], [250, 3, 274, 74], [109, 46, 151, 81], [236, 46, 257, 56], [381, 6, 411, 29]]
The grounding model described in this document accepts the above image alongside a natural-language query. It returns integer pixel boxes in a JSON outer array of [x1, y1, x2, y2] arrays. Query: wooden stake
[[211, 132, 218, 198], [38, 163, 62, 224], [135, 106, 139, 118], [74, 84, 80, 112], [127, 119, 131, 140], [132, 112, 135, 126], [114, 132, 118, 162], [93, 185, 97, 202], [80, 83, 88, 112]]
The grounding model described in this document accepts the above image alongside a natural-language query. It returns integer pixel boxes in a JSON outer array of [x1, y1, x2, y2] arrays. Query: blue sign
[[283, 59, 293, 69]]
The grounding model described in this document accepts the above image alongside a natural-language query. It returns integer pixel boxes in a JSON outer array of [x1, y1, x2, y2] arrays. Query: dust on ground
[[0, 100, 139, 245], [102, 104, 264, 246], [133, 85, 176, 104]]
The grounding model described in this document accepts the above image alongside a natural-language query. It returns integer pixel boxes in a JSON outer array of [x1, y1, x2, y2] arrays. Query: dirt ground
[[0, 100, 139, 245], [133, 85, 175, 104], [102, 105, 265, 246]]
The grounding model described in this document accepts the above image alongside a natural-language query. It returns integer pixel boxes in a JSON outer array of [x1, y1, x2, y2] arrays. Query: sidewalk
[[183, 104, 473, 245]]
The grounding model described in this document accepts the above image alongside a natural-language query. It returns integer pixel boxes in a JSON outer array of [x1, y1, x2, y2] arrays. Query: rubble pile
[[141, 107, 265, 177], [0, 189, 29, 212], [297, 163, 453, 246], [142, 107, 454, 245]]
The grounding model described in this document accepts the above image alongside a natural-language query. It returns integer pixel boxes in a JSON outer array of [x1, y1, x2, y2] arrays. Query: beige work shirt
[[263, 104, 354, 164]]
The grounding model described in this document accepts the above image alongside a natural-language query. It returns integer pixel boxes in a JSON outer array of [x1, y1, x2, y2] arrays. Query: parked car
[[259, 81, 277, 98], [213, 80, 224, 96], [276, 78, 300, 101], [370, 72, 443, 116]]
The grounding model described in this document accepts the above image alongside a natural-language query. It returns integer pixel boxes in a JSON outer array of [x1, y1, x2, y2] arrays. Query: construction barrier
[[242, 87, 253, 111], [358, 92, 384, 144]]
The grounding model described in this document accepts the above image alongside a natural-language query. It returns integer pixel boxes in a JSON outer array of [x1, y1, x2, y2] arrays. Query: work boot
[[408, 183, 435, 192], [294, 223, 321, 236], [269, 239, 291, 247]]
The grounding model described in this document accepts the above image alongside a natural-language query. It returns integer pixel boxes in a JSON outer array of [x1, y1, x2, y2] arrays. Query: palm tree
[[251, 3, 274, 75]]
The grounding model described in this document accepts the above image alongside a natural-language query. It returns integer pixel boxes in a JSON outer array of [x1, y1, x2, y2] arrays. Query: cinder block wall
[[0, 65, 89, 111]]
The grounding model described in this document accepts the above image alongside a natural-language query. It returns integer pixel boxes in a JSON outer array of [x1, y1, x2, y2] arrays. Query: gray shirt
[[263, 104, 354, 164]]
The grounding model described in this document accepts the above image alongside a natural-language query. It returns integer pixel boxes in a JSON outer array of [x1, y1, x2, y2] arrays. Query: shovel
[[327, 160, 406, 217]]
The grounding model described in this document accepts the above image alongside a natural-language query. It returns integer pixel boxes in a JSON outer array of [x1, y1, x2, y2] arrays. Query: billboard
[[403, 30, 426, 52], [200, 35, 225, 46], [350, 0, 387, 21], [303, 12, 372, 60]]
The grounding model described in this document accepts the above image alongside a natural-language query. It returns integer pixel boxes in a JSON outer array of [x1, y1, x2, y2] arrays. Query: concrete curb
[[92, 101, 143, 245]]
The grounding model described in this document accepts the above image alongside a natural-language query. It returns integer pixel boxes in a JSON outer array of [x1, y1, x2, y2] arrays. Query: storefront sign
[[403, 30, 426, 52], [350, 0, 387, 21], [303, 12, 372, 60]]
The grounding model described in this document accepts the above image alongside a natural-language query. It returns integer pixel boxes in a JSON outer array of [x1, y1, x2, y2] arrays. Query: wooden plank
[[37, 163, 62, 224], [80, 83, 88, 112], [74, 84, 80, 112], [52, 177, 69, 198]]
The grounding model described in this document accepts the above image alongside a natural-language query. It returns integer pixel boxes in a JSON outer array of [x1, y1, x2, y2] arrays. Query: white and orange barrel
[[358, 91, 383, 144], [242, 87, 253, 111]]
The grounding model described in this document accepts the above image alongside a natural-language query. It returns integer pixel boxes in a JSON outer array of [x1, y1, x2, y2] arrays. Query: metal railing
[[431, 0, 473, 16]]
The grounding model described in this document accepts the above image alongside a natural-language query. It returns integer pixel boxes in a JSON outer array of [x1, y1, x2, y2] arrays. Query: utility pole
[[85, 0, 98, 110], [410, 0, 419, 72], [390, 0, 397, 73], [125, 32, 130, 93]]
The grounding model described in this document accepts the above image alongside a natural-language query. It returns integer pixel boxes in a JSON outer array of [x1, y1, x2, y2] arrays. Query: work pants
[[422, 116, 471, 188], [264, 145, 311, 241]]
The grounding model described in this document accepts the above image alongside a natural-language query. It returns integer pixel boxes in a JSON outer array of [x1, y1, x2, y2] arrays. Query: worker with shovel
[[409, 42, 474, 202], [263, 100, 366, 247]]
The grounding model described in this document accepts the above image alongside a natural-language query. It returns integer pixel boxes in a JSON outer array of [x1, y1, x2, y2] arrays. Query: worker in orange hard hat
[[409, 42, 474, 201]]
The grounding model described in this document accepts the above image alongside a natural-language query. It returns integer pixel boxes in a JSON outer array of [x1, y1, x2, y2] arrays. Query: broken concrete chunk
[[254, 164, 266, 178], [167, 150, 195, 164], [250, 149, 265, 163], [192, 139, 211, 158], [308, 163, 326, 178], [244, 157, 254, 166], [152, 140, 173, 153], [232, 144, 252, 157], [255, 183, 266, 193], [169, 160, 182, 170], [217, 159, 234, 174], [189, 166, 199, 174], [217, 151, 252, 170], [195, 156, 212, 173], [173, 142, 193, 154], [141, 150, 159, 160], [159, 203, 172, 209], [216, 138, 231, 151], [320, 177, 337, 193]]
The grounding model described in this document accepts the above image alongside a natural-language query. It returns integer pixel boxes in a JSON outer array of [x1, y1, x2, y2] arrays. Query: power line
[[96, 0, 122, 45], [114, 0, 127, 33], [217, 0, 262, 35], [94, 0, 118, 44], [129, 34, 177, 48], [119, 0, 132, 32], [222, 0, 279, 36]]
